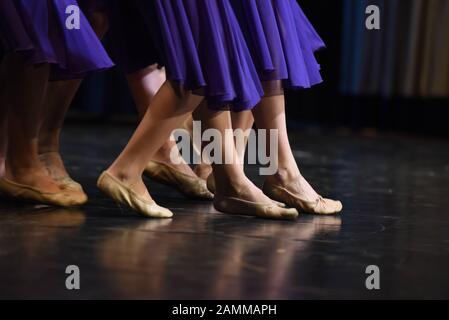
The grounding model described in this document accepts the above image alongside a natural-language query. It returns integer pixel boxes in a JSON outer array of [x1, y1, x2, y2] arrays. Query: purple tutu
[[231, 0, 325, 92], [135, 0, 265, 111], [0, 0, 113, 80]]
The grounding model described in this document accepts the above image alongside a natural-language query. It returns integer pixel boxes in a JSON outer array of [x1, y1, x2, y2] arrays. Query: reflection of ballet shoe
[[33, 208, 87, 227], [144, 160, 213, 200], [0, 177, 86, 207], [213, 195, 298, 220], [263, 182, 343, 215], [97, 171, 173, 218]]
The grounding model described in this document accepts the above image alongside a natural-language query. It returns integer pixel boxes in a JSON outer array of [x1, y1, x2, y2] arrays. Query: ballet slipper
[[50, 175, 88, 204], [54, 176, 84, 191], [263, 181, 343, 215], [54, 177, 88, 205], [213, 195, 298, 220], [144, 160, 213, 200], [97, 171, 173, 218], [38, 151, 86, 193], [207, 173, 287, 208], [0, 177, 87, 207]]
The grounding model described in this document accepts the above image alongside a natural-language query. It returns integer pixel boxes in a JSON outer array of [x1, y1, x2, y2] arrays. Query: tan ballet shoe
[[38, 152, 87, 202], [207, 173, 286, 208], [97, 171, 173, 218], [263, 181, 343, 215], [144, 160, 213, 200], [0, 177, 87, 207], [54, 176, 88, 203], [54, 176, 83, 191], [213, 195, 298, 220]]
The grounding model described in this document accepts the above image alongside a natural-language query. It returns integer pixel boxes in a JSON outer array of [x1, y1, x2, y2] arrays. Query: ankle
[[268, 168, 301, 185], [214, 173, 247, 196], [107, 166, 141, 186], [154, 140, 177, 160], [4, 163, 45, 181], [38, 132, 60, 154], [194, 164, 212, 180]]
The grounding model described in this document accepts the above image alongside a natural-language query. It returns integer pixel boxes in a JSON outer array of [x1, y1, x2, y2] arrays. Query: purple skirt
[[231, 0, 325, 92], [135, 0, 265, 111], [0, 0, 113, 80]]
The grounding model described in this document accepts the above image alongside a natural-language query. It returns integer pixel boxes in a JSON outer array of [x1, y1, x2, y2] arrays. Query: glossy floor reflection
[[1, 124, 449, 299]]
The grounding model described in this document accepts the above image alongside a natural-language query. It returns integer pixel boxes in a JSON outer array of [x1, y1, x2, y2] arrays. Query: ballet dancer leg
[[230, 110, 254, 170], [191, 110, 253, 185], [126, 65, 213, 200], [190, 112, 213, 180], [194, 101, 298, 220], [0, 54, 83, 206], [98, 82, 203, 217], [38, 79, 83, 189], [38, 10, 109, 194], [203, 110, 254, 193], [252, 94, 342, 215]]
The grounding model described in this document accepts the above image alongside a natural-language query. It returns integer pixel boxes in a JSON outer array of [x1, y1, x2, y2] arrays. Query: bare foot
[[152, 139, 201, 179], [5, 166, 62, 193]]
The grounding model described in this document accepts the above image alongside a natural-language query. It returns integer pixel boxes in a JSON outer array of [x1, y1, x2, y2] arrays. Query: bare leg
[[230, 110, 254, 170], [189, 111, 212, 180], [2, 54, 60, 192], [195, 102, 273, 203], [251, 94, 320, 202], [38, 10, 109, 186], [126, 65, 197, 177], [127, 65, 166, 117], [106, 82, 203, 199], [198, 110, 252, 182], [38, 79, 82, 179]]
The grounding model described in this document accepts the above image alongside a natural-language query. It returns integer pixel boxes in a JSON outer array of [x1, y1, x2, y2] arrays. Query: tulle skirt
[[0, 0, 113, 80], [230, 0, 325, 93]]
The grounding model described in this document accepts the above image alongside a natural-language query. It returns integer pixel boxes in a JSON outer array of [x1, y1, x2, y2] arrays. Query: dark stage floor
[[1, 124, 449, 299]]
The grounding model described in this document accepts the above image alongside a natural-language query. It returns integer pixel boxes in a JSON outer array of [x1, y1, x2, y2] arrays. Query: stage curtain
[[340, 0, 449, 98]]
